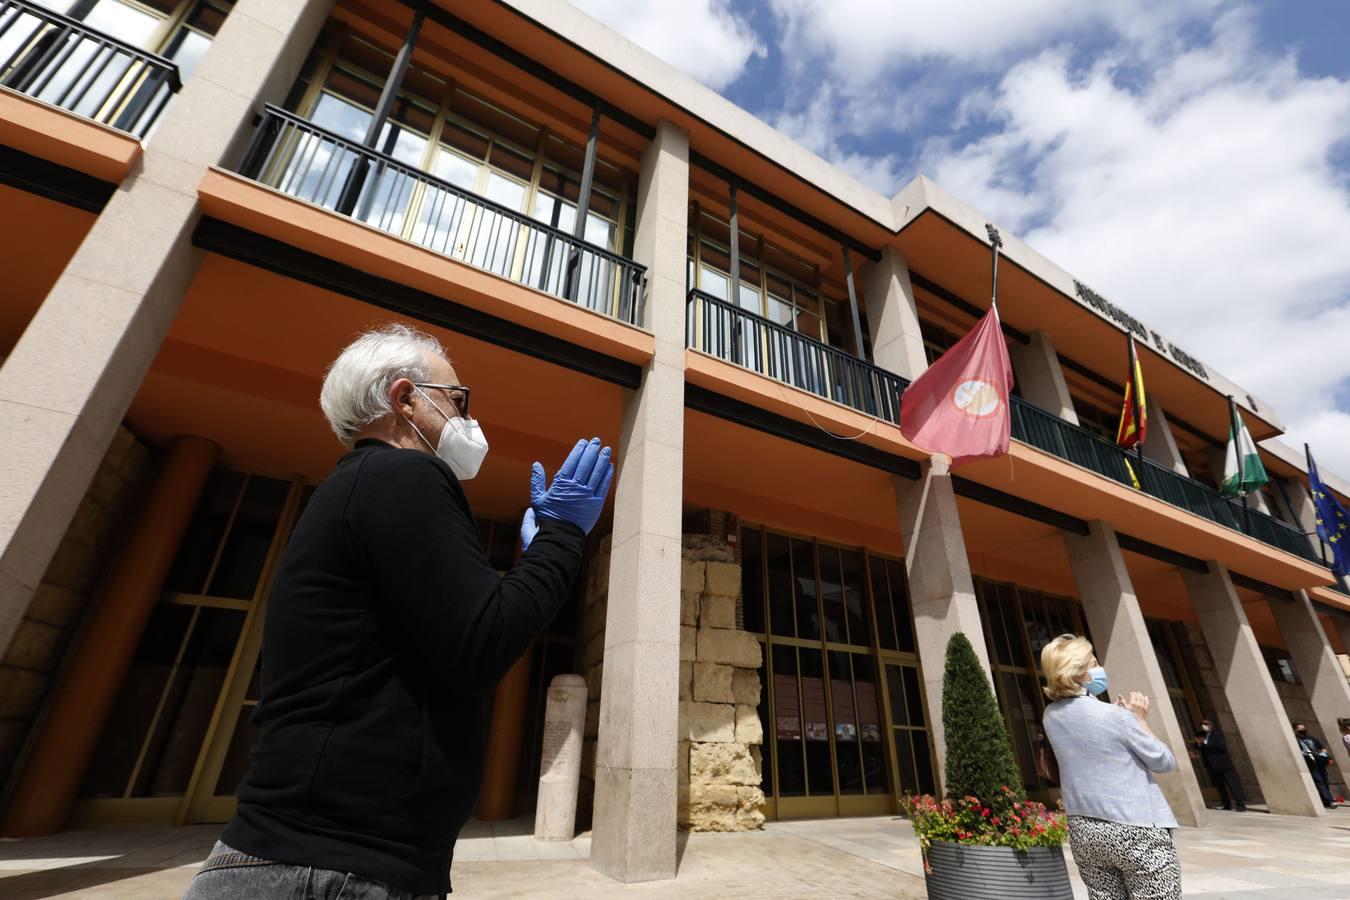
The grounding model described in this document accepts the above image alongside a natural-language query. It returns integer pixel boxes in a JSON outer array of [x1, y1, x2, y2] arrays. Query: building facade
[[2, 0, 1350, 883]]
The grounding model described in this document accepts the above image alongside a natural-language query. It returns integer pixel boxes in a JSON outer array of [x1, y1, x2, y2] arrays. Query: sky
[[570, 0, 1350, 478]]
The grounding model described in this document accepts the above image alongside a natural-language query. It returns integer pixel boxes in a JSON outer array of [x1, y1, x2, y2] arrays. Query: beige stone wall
[[0, 427, 151, 787], [575, 526, 766, 833]]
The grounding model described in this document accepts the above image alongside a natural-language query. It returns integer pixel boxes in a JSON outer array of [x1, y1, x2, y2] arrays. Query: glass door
[[71, 469, 306, 826]]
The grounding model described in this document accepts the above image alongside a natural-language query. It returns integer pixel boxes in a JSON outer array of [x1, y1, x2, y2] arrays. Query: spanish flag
[[1116, 336, 1147, 450]]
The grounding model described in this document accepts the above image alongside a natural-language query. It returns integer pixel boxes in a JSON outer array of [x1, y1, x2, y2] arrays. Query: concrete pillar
[[535, 674, 588, 841], [1064, 521, 1206, 825], [1268, 592, 1350, 775], [590, 119, 687, 883], [477, 650, 533, 820], [0, 0, 334, 659], [1141, 402, 1189, 476], [1182, 561, 1324, 816], [1009, 330, 1078, 425], [896, 457, 992, 791], [2, 435, 219, 836], [862, 247, 927, 381]]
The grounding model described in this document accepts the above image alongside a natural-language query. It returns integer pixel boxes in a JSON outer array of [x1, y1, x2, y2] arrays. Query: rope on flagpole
[[771, 379, 881, 441]]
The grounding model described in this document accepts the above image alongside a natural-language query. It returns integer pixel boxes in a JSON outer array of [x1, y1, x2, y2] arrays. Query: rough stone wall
[[574, 524, 766, 833], [677, 543, 764, 832], [0, 427, 151, 787]]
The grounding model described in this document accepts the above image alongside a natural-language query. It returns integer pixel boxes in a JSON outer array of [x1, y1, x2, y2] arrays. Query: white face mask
[[407, 386, 489, 480]]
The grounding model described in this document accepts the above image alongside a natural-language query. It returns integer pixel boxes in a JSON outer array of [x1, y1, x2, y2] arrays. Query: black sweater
[[222, 441, 584, 895]]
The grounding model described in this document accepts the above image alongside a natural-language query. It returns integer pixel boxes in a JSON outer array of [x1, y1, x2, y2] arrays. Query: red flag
[[900, 307, 1014, 467]]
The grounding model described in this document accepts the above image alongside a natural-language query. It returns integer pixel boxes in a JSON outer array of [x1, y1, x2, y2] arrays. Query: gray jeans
[[183, 842, 442, 900]]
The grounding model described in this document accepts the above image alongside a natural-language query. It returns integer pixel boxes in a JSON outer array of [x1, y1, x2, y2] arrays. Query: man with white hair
[[185, 324, 613, 900]]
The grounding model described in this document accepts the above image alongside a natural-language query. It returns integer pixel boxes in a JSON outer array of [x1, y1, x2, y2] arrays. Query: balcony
[[686, 288, 908, 423], [0, 0, 182, 138], [1010, 396, 1323, 565], [236, 106, 647, 326]]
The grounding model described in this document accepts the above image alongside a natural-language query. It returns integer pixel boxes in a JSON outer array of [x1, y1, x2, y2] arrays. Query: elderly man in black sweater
[[185, 324, 613, 900]]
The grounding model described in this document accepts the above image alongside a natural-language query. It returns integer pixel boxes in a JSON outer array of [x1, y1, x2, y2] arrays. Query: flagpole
[[986, 224, 1002, 317], [1228, 395, 1250, 534], [1305, 442, 1330, 567]]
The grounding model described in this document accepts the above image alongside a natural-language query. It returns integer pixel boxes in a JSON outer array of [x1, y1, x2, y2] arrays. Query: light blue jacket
[[1043, 694, 1178, 828]]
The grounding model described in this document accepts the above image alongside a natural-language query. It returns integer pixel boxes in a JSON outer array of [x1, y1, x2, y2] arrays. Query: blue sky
[[572, 0, 1350, 477]]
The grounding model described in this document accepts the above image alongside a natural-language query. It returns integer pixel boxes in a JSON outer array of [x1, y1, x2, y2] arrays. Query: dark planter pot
[[925, 840, 1073, 900]]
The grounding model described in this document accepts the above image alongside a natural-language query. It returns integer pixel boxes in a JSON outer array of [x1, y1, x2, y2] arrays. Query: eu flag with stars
[[1308, 449, 1350, 578]]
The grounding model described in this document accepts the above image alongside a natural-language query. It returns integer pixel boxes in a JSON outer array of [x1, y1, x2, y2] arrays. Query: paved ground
[[1, 805, 1348, 898]]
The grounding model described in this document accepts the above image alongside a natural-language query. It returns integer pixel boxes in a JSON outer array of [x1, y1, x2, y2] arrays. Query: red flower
[[981, 808, 991, 818]]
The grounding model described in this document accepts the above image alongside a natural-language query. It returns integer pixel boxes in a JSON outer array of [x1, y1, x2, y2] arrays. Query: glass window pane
[[206, 476, 289, 599], [310, 91, 372, 143], [885, 663, 906, 729], [741, 528, 765, 635], [791, 539, 820, 641], [853, 654, 887, 795], [766, 534, 794, 638], [79, 604, 195, 798], [83, 0, 163, 46], [829, 652, 863, 795], [998, 585, 1030, 667], [870, 557, 898, 652], [902, 665, 926, 728], [490, 142, 534, 181], [913, 730, 936, 795], [817, 546, 846, 644], [698, 266, 729, 301], [887, 560, 916, 653], [893, 726, 916, 796], [163, 469, 245, 595], [840, 549, 870, 647], [441, 121, 490, 162], [135, 606, 247, 796], [213, 703, 260, 797], [772, 644, 804, 797], [166, 28, 212, 80], [799, 647, 832, 796]]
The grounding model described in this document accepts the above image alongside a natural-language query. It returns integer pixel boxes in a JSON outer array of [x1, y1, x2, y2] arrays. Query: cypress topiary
[[941, 631, 1024, 808]]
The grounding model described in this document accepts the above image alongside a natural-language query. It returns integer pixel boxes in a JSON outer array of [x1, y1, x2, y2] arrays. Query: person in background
[[1340, 719, 1350, 756], [184, 325, 615, 900], [1042, 634, 1181, 900], [1294, 722, 1337, 809], [1193, 719, 1246, 812]]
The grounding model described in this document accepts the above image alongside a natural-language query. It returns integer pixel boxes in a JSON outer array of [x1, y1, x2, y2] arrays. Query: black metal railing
[[0, 0, 181, 138], [1010, 396, 1322, 564], [686, 288, 908, 423], [237, 105, 647, 326]]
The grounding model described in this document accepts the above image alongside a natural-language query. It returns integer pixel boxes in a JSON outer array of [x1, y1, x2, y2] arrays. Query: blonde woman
[[1041, 634, 1180, 900]]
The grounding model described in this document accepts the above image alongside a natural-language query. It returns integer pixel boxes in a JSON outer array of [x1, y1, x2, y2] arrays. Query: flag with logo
[[1220, 399, 1268, 496], [1307, 448, 1350, 578], [900, 306, 1014, 467]]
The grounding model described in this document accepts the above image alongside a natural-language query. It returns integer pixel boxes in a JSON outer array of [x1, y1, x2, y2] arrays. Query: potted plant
[[901, 633, 1072, 899]]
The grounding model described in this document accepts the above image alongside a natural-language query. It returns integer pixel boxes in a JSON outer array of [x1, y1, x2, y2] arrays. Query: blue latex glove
[[527, 437, 615, 537], [520, 507, 539, 552]]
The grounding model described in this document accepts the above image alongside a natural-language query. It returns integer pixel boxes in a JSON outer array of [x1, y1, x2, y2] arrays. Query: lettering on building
[[1073, 280, 1208, 381]]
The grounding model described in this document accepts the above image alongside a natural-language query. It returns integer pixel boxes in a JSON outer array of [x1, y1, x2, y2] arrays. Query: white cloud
[[920, 12, 1350, 475], [568, 0, 764, 90]]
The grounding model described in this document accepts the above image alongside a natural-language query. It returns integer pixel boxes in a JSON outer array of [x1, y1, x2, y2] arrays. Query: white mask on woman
[[407, 386, 489, 480]]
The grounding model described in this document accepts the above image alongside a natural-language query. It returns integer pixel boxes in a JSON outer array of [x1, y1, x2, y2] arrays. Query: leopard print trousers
[[1067, 815, 1181, 900]]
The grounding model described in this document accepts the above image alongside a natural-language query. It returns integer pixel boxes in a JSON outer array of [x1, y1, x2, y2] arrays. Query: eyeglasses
[[414, 383, 471, 418]]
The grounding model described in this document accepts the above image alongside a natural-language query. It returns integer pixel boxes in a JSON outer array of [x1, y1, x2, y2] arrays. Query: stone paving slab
[[1, 806, 1348, 898]]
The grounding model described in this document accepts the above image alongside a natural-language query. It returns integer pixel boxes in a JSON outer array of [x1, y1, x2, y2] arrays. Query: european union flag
[[1308, 449, 1350, 578]]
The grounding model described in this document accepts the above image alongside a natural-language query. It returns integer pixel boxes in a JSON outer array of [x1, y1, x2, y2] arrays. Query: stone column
[[1181, 561, 1324, 816], [535, 674, 588, 841], [590, 119, 687, 883], [861, 247, 927, 380], [1141, 402, 1189, 476], [1268, 592, 1350, 775], [2, 435, 219, 836], [1009, 330, 1078, 425], [0, 0, 334, 659], [1063, 521, 1206, 825], [897, 457, 992, 791], [477, 651, 533, 820]]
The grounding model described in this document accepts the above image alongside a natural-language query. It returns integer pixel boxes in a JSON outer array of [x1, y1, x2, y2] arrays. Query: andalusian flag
[[1220, 398, 1268, 497], [1115, 336, 1147, 449]]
